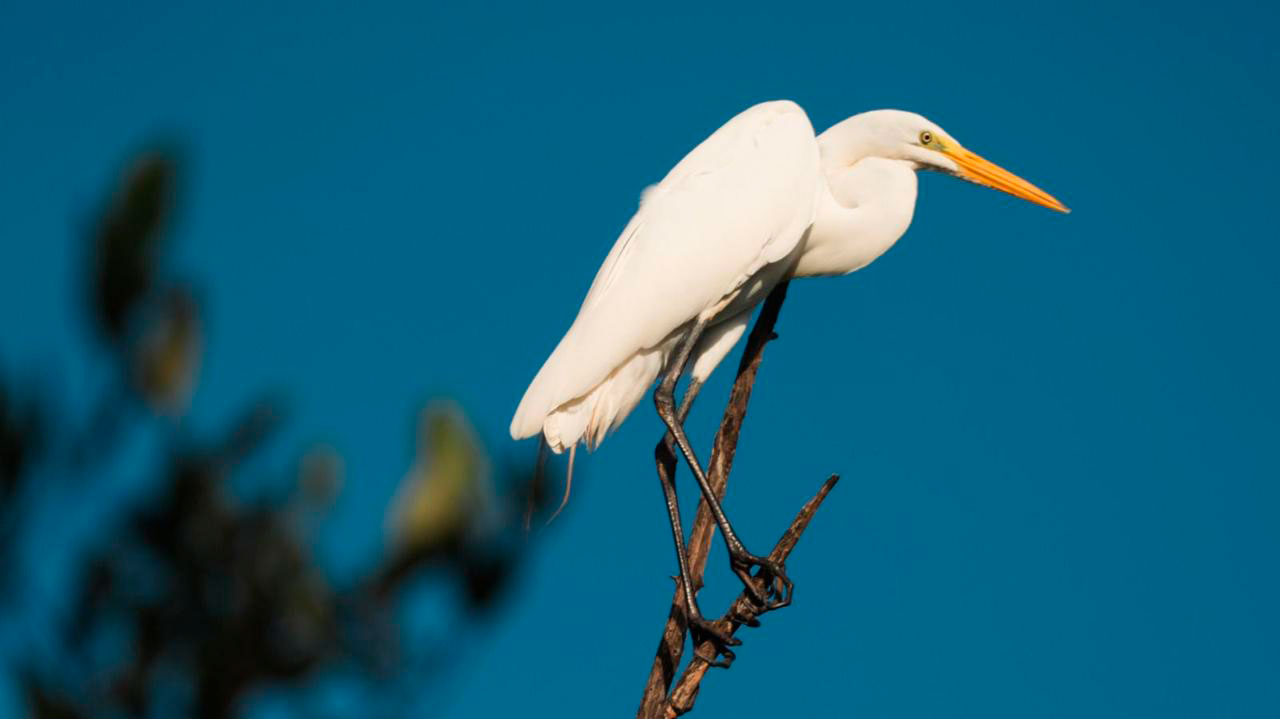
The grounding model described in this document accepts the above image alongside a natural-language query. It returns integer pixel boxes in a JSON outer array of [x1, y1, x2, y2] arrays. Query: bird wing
[[511, 100, 821, 439]]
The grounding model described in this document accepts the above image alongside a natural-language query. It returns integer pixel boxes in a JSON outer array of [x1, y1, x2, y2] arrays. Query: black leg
[[655, 379, 703, 621], [653, 320, 794, 613], [655, 379, 742, 666]]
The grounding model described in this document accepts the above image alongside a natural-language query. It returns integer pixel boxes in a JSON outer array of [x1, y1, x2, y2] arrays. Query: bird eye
[[919, 131, 934, 145]]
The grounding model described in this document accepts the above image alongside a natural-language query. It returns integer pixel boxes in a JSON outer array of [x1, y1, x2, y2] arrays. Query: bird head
[[824, 109, 1069, 213]]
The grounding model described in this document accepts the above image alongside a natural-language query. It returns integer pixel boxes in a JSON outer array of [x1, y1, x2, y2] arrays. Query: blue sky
[[2, 0, 1278, 715]]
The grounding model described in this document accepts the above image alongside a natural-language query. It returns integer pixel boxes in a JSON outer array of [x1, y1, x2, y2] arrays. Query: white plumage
[[510, 101, 821, 452]]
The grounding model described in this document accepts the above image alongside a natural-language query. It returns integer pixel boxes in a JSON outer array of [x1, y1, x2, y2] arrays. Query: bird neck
[[792, 157, 918, 278], [815, 111, 920, 173]]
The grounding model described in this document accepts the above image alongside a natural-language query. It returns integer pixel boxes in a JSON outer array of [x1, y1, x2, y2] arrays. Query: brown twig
[[636, 282, 841, 718]]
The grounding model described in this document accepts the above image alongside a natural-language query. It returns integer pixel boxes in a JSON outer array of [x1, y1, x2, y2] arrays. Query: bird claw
[[731, 553, 793, 612], [688, 614, 740, 669]]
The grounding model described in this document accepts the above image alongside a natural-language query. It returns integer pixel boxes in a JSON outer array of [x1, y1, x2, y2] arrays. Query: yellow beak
[[946, 147, 1070, 213]]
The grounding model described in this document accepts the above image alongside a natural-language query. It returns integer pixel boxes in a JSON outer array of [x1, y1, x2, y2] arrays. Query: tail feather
[[513, 314, 749, 454], [543, 347, 666, 453], [513, 343, 668, 454]]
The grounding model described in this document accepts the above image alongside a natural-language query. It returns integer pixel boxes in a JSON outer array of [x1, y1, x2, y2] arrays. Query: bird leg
[[653, 319, 794, 616], [654, 378, 742, 666]]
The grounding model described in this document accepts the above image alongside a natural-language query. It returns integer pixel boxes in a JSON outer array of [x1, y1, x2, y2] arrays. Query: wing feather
[[511, 100, 821, 440]]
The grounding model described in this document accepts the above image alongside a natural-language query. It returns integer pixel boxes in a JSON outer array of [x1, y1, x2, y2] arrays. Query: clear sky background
[[2, 0, 1278, 715]]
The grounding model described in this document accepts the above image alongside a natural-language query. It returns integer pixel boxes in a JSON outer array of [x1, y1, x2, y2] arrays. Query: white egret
[[510, 100, 1066, 659]]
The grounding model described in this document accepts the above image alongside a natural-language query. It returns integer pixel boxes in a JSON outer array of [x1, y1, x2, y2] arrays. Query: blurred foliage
[[89, 153, 175, 344], [387, 402, 496, 553], [0, 150, 555, 716], [131, 285, 202, 415]]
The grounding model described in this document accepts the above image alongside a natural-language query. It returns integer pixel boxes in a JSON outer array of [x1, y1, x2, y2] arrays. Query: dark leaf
[[89, 152, 177, 343]]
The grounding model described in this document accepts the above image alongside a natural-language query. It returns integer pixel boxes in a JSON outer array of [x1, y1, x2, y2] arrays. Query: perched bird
[[511, 100, 1067, 659]]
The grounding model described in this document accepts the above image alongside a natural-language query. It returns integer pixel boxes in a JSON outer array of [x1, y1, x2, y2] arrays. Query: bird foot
[[730, 552, 793, 612], [688, 613, 740, 668]]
